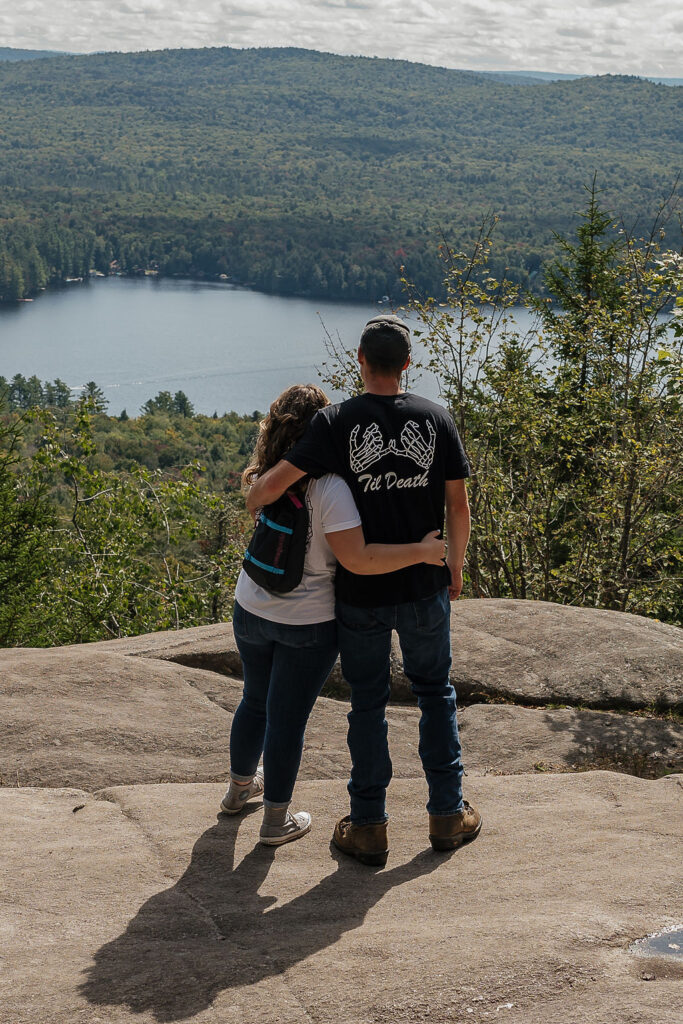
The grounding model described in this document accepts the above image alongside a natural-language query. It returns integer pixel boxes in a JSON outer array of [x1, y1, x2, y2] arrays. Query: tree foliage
[[0, 400, 55, 644], [400, 186, 683, 622], [2, 189, 681, 645], [0, 395, 256, 645]]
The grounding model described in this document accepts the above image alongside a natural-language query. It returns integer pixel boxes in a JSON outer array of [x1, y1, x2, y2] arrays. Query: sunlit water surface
[[0, 277, 539, 416]]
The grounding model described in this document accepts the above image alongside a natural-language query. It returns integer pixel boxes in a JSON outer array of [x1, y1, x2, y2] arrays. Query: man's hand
[[445, 478, 470, 601], [418, 530, 446, 566], [246, 460, 306, 516], [447, 562, 464, 601]]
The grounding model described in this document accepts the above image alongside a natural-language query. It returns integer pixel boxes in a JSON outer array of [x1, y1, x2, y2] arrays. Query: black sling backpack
[[242, 488, 309, 593]]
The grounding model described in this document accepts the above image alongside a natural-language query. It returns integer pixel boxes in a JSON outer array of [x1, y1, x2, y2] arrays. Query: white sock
[[263, 804, 289, 827]]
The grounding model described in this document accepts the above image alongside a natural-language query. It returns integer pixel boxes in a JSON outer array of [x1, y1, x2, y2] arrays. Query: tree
[[44, 378, 72, 408], [25, 376, 45, 408], [83, 381, 108, 412], [197, 492, 249, 623], [0, 252, 24, 301], [533, 190, 683, 619], [9, 374, 30, 409], [19, 401, 208, 642], [0, 395, 256, 645], [142, 391, 175, 415], [172, 390, 194, 417], [0, 395, 55, 645]]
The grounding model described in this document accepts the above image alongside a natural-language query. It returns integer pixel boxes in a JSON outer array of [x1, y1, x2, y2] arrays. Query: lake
[[0, 277, 538, 416]]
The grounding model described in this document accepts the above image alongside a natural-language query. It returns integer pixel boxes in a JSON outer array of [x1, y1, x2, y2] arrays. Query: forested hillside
[[0, 46, 680, 303], [0, 47, 67, 62]]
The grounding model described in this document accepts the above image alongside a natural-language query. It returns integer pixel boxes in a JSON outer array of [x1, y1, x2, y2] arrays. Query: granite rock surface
[[1, 774, 681, 1024]]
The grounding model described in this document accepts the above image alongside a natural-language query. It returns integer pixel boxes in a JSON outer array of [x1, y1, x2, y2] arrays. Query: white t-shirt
[[235, 474, 362, 625]]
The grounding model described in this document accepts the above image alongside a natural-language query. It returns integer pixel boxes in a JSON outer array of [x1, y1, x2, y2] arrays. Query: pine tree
[[0, 401, 55, 645]]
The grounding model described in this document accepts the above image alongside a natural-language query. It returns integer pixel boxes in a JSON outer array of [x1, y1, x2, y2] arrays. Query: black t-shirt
[[285, 392, 470, 607]]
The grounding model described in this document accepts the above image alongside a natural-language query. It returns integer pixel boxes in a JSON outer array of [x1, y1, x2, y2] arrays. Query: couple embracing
[[221, 315, 481, 866]]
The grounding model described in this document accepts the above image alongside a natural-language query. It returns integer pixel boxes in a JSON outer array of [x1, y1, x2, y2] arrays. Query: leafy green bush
[[0, 396, 254, 645]]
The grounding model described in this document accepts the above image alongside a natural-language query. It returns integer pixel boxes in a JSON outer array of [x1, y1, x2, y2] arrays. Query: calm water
[[0, 277, 537, 416], [631, 925, 683, 961]]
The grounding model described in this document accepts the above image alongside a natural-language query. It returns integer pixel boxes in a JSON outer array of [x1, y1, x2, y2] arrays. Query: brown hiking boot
[[332, 815, 389, 867], [429, 801, 482, 851]]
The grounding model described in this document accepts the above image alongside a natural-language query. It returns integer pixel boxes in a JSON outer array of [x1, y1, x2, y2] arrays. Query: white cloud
[[1, 0, 681, 77]]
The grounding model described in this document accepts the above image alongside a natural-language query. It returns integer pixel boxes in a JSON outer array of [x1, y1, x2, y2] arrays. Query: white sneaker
[[220, 767, 264, 815], [259, 811, 312, 846]]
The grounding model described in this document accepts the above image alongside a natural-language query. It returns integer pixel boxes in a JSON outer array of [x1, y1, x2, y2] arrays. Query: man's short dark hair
[[359, 315, 411, 374]]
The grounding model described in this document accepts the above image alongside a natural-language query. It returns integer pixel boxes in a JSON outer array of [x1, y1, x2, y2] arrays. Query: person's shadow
[[80, 805, 450, 1022]]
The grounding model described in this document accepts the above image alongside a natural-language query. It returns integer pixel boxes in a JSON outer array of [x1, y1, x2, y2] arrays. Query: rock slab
[[93, 598, 683, 710], [1, 773, 681, 1024], [0, 647, 232, 789], [2, 642, 680, 790], [449, 599, 683, 711]]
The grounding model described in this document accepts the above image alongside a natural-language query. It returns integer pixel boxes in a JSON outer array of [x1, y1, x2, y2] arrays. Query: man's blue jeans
[[230, 601, 338, 806], [336, 588, 464, 824]]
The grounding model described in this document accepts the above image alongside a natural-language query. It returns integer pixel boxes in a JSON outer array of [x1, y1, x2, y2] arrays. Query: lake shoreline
[[0, 269, 402, 314], [0, 276, 398, 415]]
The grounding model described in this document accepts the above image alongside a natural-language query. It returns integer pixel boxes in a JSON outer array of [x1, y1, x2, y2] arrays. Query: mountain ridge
[[1, 43, 681, 86], [0, 45, 680, 303]]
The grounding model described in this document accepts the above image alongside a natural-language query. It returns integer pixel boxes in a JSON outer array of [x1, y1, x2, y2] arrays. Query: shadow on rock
[[542, 707, 682, 778], [80, 806, 447, 1022]]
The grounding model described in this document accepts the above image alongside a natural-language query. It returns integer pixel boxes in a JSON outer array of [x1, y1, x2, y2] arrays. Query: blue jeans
[[230, 601, 338, 806], [336, 588, 463, 824]]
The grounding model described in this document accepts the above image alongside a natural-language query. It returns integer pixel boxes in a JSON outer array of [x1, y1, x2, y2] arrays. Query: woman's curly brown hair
[[242, 383, 330, 490]]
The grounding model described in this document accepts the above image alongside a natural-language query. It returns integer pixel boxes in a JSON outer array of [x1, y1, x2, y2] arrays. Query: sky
[[1, 0, 681, 77]]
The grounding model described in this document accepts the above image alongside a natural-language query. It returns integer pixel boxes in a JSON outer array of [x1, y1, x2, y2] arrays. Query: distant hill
[[0, 46, 681, 303], [473, 70, 584, 85], [0, 46, 70, 62], [476, 69, 683, 87], [646, 76, 683, 86]]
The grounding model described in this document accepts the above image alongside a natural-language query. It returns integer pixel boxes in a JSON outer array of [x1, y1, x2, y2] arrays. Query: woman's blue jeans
[[336, 588, 464, 824], [230, 601, 338, 806]]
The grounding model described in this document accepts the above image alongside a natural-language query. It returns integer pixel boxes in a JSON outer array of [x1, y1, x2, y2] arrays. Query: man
[[247, 314, 481, 865]]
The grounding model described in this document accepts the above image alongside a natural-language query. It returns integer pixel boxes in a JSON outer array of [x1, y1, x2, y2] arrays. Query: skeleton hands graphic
[[392, 420, 437, 470], [349, 422, 390, 473], [349, 419, 437, 473]]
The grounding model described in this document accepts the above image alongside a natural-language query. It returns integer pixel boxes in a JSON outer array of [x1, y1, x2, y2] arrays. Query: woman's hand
[[418, 530, 446, 566]]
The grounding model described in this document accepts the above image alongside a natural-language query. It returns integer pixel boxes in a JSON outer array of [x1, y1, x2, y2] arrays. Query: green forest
[[0, 46, 681, 303], [0, 376, 260, 487], [0, 387, 260, 646]]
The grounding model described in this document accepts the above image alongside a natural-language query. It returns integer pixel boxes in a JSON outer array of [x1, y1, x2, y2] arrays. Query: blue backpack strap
[[260, 513, 294, 535], [243, 550, 286, 575]]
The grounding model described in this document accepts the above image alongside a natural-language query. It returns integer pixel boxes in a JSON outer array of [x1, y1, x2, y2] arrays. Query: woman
[[222, 384, 445, 845]]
